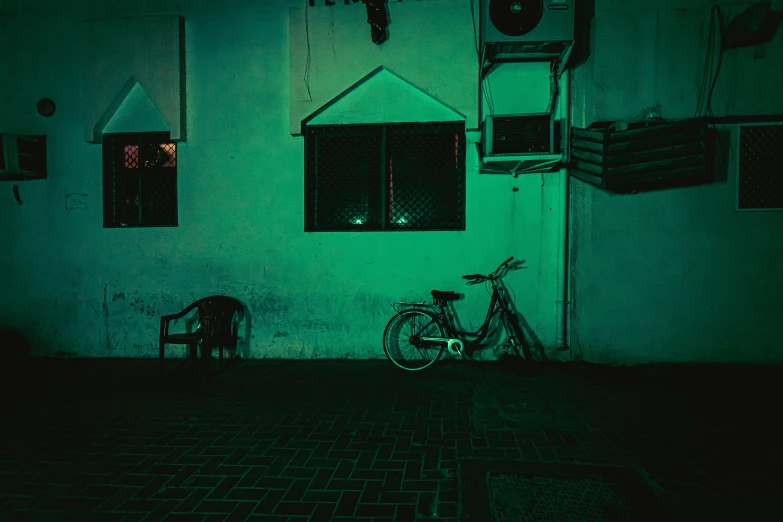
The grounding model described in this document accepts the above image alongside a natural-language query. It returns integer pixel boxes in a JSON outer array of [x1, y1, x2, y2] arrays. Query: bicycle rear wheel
[[383, 309, 445, 371]]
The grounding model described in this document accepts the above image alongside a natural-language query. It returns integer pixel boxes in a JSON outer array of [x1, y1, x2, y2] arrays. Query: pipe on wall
[[554, 70, 570, 353]]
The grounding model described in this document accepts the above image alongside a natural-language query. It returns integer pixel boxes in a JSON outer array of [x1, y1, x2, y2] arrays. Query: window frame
[[102, 132, 179, 228], [735, 122, 783, 212], [304, 121, 466, 232]]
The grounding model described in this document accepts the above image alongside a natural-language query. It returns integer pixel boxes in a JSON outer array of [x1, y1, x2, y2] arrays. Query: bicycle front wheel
[[383, 309, 445, 371]]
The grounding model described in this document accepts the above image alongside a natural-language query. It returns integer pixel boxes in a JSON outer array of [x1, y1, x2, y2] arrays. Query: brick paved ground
[[0, 358, 781, 521]]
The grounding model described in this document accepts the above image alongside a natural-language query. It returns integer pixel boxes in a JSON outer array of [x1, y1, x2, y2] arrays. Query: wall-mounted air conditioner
[[481, 0, 575, 61], [0, 134, 47, 181], [479, 113, 563, 175], [482, 113, 555, 156]]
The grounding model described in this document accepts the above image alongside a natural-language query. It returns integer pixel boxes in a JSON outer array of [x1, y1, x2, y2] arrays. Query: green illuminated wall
[[569, 0, 783, 363], [0, 0, 567, 359]]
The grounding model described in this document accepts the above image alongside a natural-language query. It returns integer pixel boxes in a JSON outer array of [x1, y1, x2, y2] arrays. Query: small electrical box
[[0, 134, 47, 181]]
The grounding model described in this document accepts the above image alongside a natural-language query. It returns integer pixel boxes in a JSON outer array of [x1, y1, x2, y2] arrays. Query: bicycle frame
[[411, 278, 514, 356], [442, 282, 503, 339], [384, 257, 528, 368]]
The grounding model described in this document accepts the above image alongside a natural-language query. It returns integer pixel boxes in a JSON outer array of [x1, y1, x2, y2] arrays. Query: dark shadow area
[[752, 9, 783, 44], [0, 328, 30, 360], [565, 0, 595, 69], [507, 301, 547, 361], [723, 3, 782, 49], [238, 298, 252, 359], [2, 360, 782, 521]]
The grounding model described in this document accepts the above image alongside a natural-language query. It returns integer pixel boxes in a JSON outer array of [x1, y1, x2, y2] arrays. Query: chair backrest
[[194, 295, 244, 340]]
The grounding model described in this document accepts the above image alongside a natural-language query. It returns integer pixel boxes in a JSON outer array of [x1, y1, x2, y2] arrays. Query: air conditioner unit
[[479, 114, 563, 175], [483, 113, 555, 156], [481, 0, 575, 61], [0, 134, 47, 181]]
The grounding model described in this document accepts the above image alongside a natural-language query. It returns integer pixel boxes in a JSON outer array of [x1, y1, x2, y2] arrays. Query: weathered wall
[[0, 0, 567, 359], [569, 0, 783, 363], [289, 0, 478, 134]]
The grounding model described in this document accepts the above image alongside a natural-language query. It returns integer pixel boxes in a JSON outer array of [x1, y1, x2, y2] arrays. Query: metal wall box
[[0, 134, 47, 181], [569, 118, 710, 193]]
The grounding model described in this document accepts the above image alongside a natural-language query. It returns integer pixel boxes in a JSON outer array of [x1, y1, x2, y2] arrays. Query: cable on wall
[[694, 6, 729, 166], [470, 0, 480, 58], [304, 0, 313, 101], [12, 185, 23, 205]]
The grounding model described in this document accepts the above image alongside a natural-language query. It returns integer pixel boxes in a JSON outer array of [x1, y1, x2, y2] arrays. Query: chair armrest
[[162, 301, 199, 321], [160, 301, 200, 337]]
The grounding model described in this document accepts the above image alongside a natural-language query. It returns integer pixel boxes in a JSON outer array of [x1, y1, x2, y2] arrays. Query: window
[[305, 121, 466, 231], [102, 132, 178, 227], [737, 124, 783, 211]]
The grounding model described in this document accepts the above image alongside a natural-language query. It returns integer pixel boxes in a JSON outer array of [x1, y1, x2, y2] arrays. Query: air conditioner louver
[[483, 114, 555, 156], [491, 114, 553, 154], [479, 114, 563, 176]]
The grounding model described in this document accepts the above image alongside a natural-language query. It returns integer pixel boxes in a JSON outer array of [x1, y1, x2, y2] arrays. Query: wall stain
[[65, 193, 88, 211], [273, 331, 289, 338], [112, 293, 126, 302], [246, 292, 291, 315], [299, 320, 331, 332], [129, 297, 157, 317]]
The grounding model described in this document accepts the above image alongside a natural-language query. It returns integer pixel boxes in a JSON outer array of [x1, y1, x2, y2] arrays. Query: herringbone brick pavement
[[1, 359, 780, 521]]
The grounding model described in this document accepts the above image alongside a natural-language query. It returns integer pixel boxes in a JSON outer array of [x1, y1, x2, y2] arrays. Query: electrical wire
[[304, 0, 313, 101], [707, 6, 727, 165], [694, 5, 727, 167], [694, 7, 717, 118], [470, 0, 480, 58], [706, 7, 725, 121]]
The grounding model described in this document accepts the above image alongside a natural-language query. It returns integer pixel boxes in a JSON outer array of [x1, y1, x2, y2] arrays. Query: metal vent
[[569, 118, 709, 193], [738, 124, 783, 210], [488, 114, 553, 155]]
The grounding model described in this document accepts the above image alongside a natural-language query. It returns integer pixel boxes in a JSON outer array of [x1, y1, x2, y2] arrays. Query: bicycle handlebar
[[461, 257, 514, 284]]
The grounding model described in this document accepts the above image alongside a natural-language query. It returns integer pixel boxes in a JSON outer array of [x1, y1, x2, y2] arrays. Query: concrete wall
[[569, 0, 783, 363], [289, 0, 478, 134], [0, 0, 567, 359]]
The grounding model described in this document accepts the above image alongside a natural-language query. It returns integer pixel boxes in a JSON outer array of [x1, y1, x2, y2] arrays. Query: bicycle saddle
[[431, 290, 459, 302]]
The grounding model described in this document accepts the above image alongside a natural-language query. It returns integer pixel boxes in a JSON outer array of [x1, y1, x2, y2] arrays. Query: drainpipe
[[554, 70, 570, 354]]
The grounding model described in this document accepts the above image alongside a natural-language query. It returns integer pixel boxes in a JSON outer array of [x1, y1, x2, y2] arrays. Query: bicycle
[[382, 257, 529, 371]]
